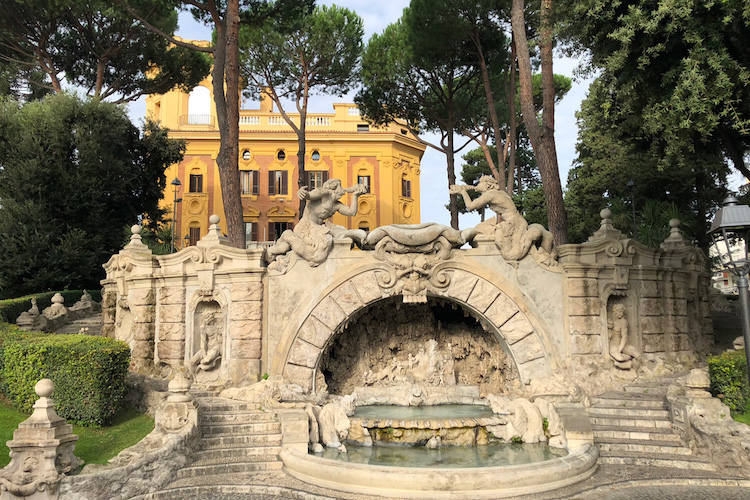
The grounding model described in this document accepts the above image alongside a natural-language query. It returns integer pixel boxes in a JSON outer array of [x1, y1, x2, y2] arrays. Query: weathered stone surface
[[467, 278, 500, 313], [287, 339, 320, 368], [570, 334, 602, 355], [311, 296, 346, 330], [638, 281, 660, 298], [132, 340, 155, 359], [499, 313, 534, 343], [566, 279, 599, 297], [158, 323, 186, 342], [349, 270, 384, 304], [283, 364, 314, 391], [643, 334, 666, 353], [567, 297, 601, 316], [569, 315, 602, 336], [446, 271, 478, 302], [159, 287, 186, 305], [231, 339, 261, 359], [230, 301, 261, 321], [676, 333, 693, 351], [298, 317, 332, 349], [517, 356, 551, 380], [329, 281, 364, 316], [102, 324, 115, 338], [484, 293, 519, 329], [101, 292, 117, 308], [673, 300, 687, 316], [133, 323, 155, 341], [640, 316, 664, 335], [640, 298, 663, 316], [511, 334, 544, 363], [160, 304, 184, 323], [674, 316, 688, 333], [131, 288, 155, 306], [157, 340, 184, 360], [229, 320, 261, 340], [132, 305, 155, 324], [230, 282, 263, 302], [102, 308, 116, 325]]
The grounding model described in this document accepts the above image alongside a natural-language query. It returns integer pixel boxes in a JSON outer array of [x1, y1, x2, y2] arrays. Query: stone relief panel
[[189, 300, 225, 385], [606, 296, 640, 372]]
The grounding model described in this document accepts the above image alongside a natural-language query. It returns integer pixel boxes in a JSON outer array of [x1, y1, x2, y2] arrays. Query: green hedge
[[0, 323, 129, 427], [0, 289, 102, 323], [707, 350, 750, 412]]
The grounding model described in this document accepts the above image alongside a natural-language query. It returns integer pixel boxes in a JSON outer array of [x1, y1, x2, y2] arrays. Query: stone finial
[[167, 370, 192, 403], [51, 293, 64, 306], [197, 214, 230, 247], [661, 218, 688, 249], [588, 208, 625, 242], [122, 223, 152, 255]]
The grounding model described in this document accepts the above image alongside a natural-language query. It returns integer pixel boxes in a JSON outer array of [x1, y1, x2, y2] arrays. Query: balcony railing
[[179, 114, 215, 126]]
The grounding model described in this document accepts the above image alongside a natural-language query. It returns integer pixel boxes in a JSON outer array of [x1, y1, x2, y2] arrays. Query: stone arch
[[277, 265, 556, 392]]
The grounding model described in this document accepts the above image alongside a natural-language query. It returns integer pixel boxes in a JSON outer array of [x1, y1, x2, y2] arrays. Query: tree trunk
[[213, 1, 245, 248], [297, 118, 307, 216], [508, 37, 517, 196], [447, 129, 459, 229], [511, 0, 568, 244]]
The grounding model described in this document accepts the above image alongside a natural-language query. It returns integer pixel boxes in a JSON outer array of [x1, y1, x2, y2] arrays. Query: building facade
[[146, 78, 425, 248]]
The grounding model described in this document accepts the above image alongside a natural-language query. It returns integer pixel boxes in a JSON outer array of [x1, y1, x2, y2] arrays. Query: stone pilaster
[[157, 287, 186, 363]]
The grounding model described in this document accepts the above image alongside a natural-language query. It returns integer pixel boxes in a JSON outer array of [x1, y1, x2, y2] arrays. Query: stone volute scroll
[[265, 178, 368, 272], [449, 176, 557, 266], [0, 379, 81, 499]]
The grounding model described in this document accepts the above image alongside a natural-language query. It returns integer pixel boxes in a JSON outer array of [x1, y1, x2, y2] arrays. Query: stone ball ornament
[[35, 378, 54, 398]]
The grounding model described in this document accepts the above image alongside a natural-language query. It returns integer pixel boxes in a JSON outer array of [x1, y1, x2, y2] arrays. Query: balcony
[[179, 114, 215, 127]]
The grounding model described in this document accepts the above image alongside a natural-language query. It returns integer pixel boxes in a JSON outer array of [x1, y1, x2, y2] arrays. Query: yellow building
[[146, 77, 425, 248]]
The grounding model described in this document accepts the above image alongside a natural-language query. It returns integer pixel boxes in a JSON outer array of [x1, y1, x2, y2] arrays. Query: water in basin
[[317, 442, 566, 468], [353, 404, 494, 419]]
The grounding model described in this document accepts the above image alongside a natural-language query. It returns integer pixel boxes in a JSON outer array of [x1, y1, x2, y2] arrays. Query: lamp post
[[184, 234, 190, 249], [170, 178, 182, 253], [708, 195, 750, 384], [627, 179, 637, 240]]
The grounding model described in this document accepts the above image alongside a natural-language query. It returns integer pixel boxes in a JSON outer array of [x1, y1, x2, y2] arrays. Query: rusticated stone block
[[283, 364, 313, 391], [446, 272, 478, 302], [132, 305, 155, 324], [159, 287, 185, 305], [638, 281, 660, 298], [102, 308, 116, 325], [287, 339, 320, 368], [500, 313, 534, 343], [157, 340, 184, 360], [102, 324, 115, 338], [158, 323, 186, 342], [643, 334, 666, 353], [640, 298, 663, 316], [673, 285, 686, 299], [231, 339, 261, 359], [566, 279, 599, 297], [133, 323, 155, 341], [640, 317, 664, 335], [131, 340, 154, 359], [673, 300, 687, 316], [570, 334, 602, 355], [329, 281, 364, 316], [349, 270, 384, 304], [102, 292, 117, 308], [160, 304, 184, 323], [131, 288, 155, 306], [676, 333, 693, 351], [230, 301, 261, 321], [467, 279, 500, 313], [484, 293, 519, 329], [311, 296, 346, 330], [569, 315, 602, 336], [674, 316, 688, 334], [230, 320, 261, 340], [511, 334, 544, 363], [230, 282, 263, 302], [517, 356, 551, 380], [298, 317, 332, 349], [567, 297, 601, 316]]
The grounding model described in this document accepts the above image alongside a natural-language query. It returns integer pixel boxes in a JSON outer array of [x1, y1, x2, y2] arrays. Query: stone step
[[622, 384, 670, 396], [191, 453, 281, 467], [203, 421, 281, 436], [591, 392, 668, 409], [176, 460, 283, 479], [139, 482, 339, 500], [201, 412, 277, 424], [201, 433, 283, 449], [197, 402, 271, 413], [596, 438, 692, 456], [589, 415, 673, 429], [598, 451, 714, 471], [194, 445, 282, 461], [593, 426, 682, 442], [587, 407, 670, 419]]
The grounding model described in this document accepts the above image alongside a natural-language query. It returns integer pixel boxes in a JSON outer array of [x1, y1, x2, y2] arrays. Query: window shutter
[[251, 222, 258, 242], [198, 175, 203, 193], [252, 171, 259, 195], [281, 171, 288, 194], [268, 222, 275, 241], [268, 171, 275, 195], [323, 171, 329, 183]]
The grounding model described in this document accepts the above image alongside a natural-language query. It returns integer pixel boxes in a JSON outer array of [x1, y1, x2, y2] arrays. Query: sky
[[127, 1, 595, 229]]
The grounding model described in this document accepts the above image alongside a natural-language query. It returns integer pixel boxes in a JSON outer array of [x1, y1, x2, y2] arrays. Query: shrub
[[0, 290, 102, 323], [0, 323, 129, 427], [708, 350, 750, 413]]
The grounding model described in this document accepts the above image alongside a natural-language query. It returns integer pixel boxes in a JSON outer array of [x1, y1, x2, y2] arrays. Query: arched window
[[187, 86, 211, 125]]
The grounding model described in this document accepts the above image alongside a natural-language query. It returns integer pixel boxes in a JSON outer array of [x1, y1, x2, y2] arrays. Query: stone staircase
[[55, 313, 102, 335], [590, 380, 713, 471]]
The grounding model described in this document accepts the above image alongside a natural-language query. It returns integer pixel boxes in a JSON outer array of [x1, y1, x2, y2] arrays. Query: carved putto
[[265, 178, 367, 272], [449, 176, 557, 266], [607, 302, 640, 371], [189, 301, 224, 383]]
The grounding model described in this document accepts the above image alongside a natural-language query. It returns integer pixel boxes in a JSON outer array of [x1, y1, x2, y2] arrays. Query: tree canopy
[[0, 93, 184, 297]]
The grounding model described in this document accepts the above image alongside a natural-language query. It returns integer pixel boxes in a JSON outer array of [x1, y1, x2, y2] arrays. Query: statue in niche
[[190, 303, 224, 379], [608, 303, 640, 370], [265, 179, 367, 271], [449, 176, 557, 265]]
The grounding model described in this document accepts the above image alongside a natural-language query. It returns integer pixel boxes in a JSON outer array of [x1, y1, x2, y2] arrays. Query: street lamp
[[184, 234, 190, 248], [627, 179, 637, 240], [170, 178, 182, 253], [708, 195, 750, 384]]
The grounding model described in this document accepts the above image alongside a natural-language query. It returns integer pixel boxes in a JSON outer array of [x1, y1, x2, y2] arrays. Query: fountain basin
[[280, 444, 599, 499]]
